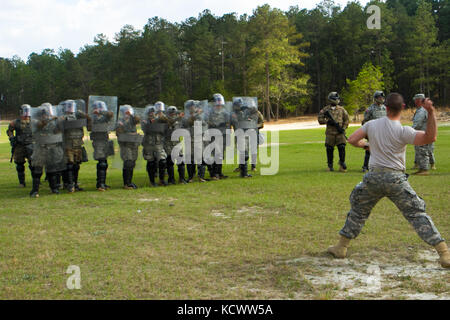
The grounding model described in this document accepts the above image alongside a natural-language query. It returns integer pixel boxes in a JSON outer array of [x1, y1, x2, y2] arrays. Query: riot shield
[[31, 104, 64, 145], [88, 95, 118, 132], [140, 105, 168, 135], [116, 105, 143, 144], [232, 97, 259, 130], [233, 96, 258, 110], [59, 100, 87, 130]]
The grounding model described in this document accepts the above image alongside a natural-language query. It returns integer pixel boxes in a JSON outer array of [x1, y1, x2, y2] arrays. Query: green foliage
[[342, 62, 384, 115]]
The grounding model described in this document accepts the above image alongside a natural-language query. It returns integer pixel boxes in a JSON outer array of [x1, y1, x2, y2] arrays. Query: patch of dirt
[[138, 197, 177, 202], [210, 210, 230, 219], [280, 252, 450, 300]]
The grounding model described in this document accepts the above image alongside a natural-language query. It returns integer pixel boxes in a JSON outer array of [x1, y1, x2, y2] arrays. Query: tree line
[[0, 0, 448, 121]]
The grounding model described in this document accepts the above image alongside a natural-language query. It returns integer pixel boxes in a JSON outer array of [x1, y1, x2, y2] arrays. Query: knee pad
[[337, 143, 346, 150], [124, 160, 135, 169], [325, 144, 334, 151], [97, 161, 108, 170], [15, 162, 25, 172]]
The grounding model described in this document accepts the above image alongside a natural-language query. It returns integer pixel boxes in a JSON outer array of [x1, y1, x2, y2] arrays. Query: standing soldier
[[7, 104, 34, 187], [318, 92, 349, 172], [361, 91, 387, 172], [183, 100, 208, 182], [116, 105, 142, 189], [251, 101, 264, 172], [29, 103, 66, 197], [88, 100, 115, 191], [141, 102, 169, 187], [60, 100, 89, 193], [327, 93, 449, 269], [412, 94, 435, 175], [164, 106, 186, 184], [207, 93, 230, 180]]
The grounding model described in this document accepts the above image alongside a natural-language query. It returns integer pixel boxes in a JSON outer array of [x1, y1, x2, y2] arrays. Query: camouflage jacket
[[362, 103, 387, 125], [318, 105, 349, 135], [116, 115, 140, 134], [412, 107, 428, 131]]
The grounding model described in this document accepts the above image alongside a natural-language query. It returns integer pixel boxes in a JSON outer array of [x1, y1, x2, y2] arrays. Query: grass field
[[0, 122, 448, 299]]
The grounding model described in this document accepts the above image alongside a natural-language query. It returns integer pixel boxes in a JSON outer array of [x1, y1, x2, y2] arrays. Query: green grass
[[0, 124, 448, 299]]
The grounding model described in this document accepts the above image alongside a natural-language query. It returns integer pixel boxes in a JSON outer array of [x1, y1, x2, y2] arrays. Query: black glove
[[9, 136, 17, 147]]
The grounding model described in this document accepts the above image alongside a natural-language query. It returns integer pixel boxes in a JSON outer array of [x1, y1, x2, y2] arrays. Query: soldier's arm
[[257, 111, 264, 129], [342, 108, 349, 129], [362, 107, 372, 125], [7, 121, 15, 138], [318, 108, 328, 125]]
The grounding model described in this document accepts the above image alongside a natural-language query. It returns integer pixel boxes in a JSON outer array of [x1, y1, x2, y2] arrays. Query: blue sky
[[0, 0, 370, 60]]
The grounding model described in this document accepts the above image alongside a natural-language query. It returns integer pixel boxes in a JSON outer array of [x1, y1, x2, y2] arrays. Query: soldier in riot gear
[[207, 93, 230, 180], [318, 92, 349, 172], [116, 105, 142, 189], [361, 91, 386, 172], [29, 103, 66, 197], [60, 100, 89, 192], [164, 106, 186, 184], [7, 104, 34, 187], [231, 97, 259, 178], [141, 102, 169, 187], [88, 99, 115, 191], [182, 100, 209, 182]]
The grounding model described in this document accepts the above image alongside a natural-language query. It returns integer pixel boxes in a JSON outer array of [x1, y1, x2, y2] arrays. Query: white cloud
[[0, 0, 369, 60]]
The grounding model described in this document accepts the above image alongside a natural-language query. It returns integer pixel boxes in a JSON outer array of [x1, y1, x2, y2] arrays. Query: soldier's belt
[[91, 123, 111, 132], [238, 121, 257, 129], [64, 119, 87, 130], [35, 133, 63, 145], [144, 123, 168, 134], [369, 167, 405, 173], [117, 133, 143, 143]]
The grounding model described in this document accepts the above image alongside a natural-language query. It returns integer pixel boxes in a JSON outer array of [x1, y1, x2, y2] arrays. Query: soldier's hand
[[423, 98, 435, 114]]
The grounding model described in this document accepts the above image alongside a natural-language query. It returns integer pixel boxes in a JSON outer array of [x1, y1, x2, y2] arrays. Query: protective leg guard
[[128, 167, 138, 189], [30, 167, 42, 198], [166, 157, 176, 185], [326, 146, 334, 171], [147, 161, 157, 187], [337, 144, 347, 172], [15, 162, 26, 187], [66, 163, 75, 193], [48, 173, 60, 194], [96, 161, 108, 191], [362, 150, 370, 172], [158, 160, 168, 186], [198, 164, 207, 182], [187, 164, 195, 182], [435, 242, 450, 268], [55, 172, 62, 190], [178, 163, 187, 184], [73, 163, 83, 191], [327, 235, 351, 259]]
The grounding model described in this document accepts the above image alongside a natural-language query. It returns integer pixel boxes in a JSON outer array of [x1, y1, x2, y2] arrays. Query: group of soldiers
[[7, 94, 264, 198], [317, 91, 436, 174]]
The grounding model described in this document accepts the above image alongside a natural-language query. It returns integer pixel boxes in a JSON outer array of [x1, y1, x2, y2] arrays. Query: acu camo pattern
[[62, 110, 88, 163], [362, 103, 387, 125], [142, 113, 168, 162], [340, 171, 444, 246], [116, 116, 140, 163], [90, 110, 114, 160], [7, 119, 34, 162], [412, 107, 435, 170]]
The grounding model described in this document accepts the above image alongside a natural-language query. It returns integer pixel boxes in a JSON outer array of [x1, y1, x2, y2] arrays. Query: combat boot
[[73, 163, 83, 191], [431, 164, 437, 170], [96, 161, 108, 191], [217, 164, 228, 179], [48, 173, 60, 194], [209, 164, 219, 181], [167, 163, 176, 185], [240, 163, 252, 178], [16, 162, 26, 187], [158, 160, 168, 186], [251, 164, 256, 172], [147, 161, 158, 187], [65, 163, 75, 193], [123, 168, 132, 190], [128, 168, 138, 189], [413, 169, 429, 176], [327, 235, 351, 259], [435, 242, 450, 268], [29, 169, 42, 198], [198, 165, 208, 182], [337, 144, 347, 173], [178, 164, 187, 184], [233, 167, 240, 173]]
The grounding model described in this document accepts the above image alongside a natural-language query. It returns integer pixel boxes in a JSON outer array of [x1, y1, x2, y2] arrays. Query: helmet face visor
[[93, 101, 107, 112], [155, 102, 165, 112], [64, 101, 77, 113], [21, 105, 31, 117], [213, 94, 225, 107]]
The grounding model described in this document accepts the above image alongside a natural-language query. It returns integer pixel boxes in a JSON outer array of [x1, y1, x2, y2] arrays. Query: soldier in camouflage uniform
[[60, 100, 89, 193], [30, 103, 66, 197], [116, 105, 141, 189], [89, 100, 115, 191], [251, 107, 265, 172], [231, 98, 259, 178], [142, 102, 169, 187], [412, 94, 435, 175], [183, 100, 209, 182], [318, 92, 349, 172], [7, 104, 34, 187], [361, 91, 387, 172], [327, 93, 450, 269], [206, 94, 230, 180], [164, 106, 187, 184]]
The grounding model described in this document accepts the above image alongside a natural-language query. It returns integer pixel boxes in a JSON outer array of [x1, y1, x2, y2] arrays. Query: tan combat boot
[[435, 242, 450, 268], [414, 169, 429, 176], [431, 164, 436, 170], [327, 235, 351, 259]]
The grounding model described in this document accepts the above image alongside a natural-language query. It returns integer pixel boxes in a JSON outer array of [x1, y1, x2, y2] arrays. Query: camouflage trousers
[[414, 143, 435, 170], [340, 171, 444, 246], [91, 132, 113, 160], [64, 138, 84, 164], [119, 142, 139, 162]]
